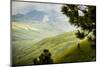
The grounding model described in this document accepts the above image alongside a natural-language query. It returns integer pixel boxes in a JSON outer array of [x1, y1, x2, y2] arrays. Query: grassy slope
[[57, 38, 96, 63], [13, 32, 96, 66]]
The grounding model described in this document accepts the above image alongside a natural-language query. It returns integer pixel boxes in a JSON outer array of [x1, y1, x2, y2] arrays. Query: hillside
[[12, 31, 96, 66], [12, 21, 72, 41]]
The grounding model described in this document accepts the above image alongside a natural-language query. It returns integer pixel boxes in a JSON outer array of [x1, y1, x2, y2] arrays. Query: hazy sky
[[12, 1, 76, 31]]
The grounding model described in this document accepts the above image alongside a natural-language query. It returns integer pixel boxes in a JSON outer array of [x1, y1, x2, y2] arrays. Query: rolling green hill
[[12, 31, 96, 66]]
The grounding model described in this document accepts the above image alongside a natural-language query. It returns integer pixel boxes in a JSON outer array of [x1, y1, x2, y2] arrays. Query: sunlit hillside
[[12, 29, 96, 66]]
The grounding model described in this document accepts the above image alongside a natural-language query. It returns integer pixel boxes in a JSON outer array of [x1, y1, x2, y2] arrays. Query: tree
[[33, 49, 53, 65], [75, 30, 86, 39], [61, 4, 96, 47], [33, 58, 39, 65], [39, 49, 53, 64]]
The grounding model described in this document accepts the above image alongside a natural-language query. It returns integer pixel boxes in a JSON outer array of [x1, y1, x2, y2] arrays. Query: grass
[[57, 38, 96, 63], [12, 31, 96, 66]]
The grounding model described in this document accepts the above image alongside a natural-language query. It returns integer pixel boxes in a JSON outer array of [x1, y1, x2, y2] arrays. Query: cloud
[[12, 1, 76, 31], [78, 10, 84, 16], [12, 1, 63, 15], [42, 15, 49, 23], [12, 1, 67, 22], [12, 2, 34, 15]]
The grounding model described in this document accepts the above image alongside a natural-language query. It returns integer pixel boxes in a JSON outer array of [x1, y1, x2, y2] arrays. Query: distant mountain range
[[12, 10, 47, 22], [12, 9, 64, 23]]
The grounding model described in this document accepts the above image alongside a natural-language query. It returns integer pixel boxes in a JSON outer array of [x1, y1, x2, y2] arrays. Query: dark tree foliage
[[75, 30, 86, 39], [61, 4, 96, 40], [33, 49, 53, 65], [33, 58, 39, 65], [39, 49, 53, 64]]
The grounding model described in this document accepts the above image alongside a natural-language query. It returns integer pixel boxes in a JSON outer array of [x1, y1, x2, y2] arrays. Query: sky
[[12, 1, 76, 32], [12, 1, 69, 22], [12, 1, 62, 15]]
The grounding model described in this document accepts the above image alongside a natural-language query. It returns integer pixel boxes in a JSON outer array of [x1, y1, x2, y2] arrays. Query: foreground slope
[[13, 31, 96, 66]]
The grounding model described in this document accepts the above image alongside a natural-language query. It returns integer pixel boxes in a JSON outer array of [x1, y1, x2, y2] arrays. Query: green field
[[12, 30, 96, 66]]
